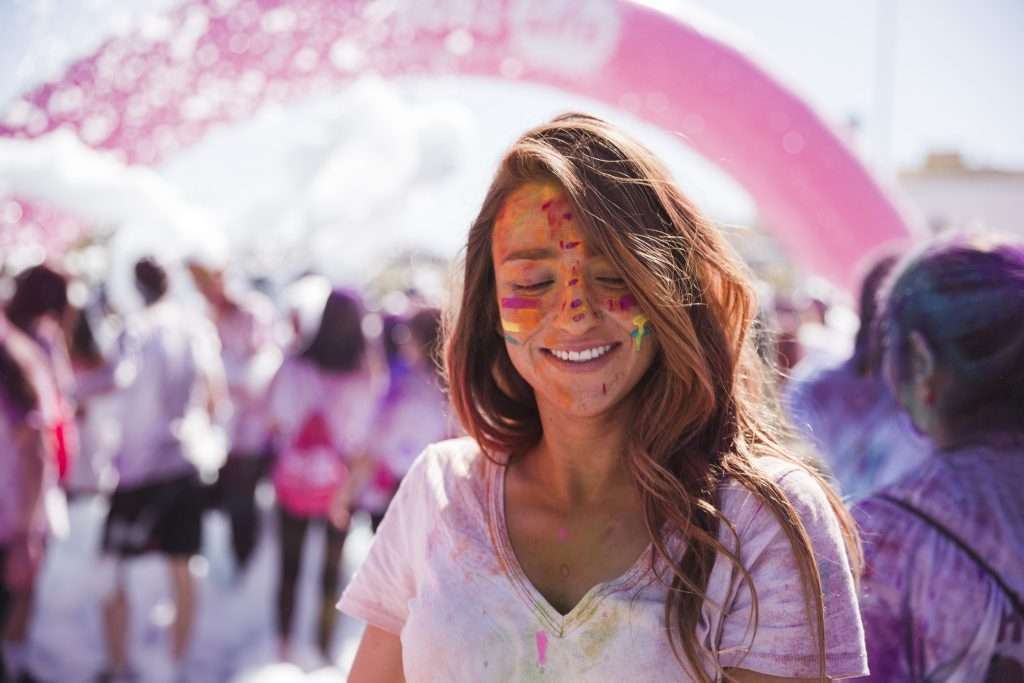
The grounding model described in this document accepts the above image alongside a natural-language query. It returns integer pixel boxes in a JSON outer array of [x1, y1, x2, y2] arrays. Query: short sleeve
[[338, 445, 434, 634], [718, 467, 868, 678]]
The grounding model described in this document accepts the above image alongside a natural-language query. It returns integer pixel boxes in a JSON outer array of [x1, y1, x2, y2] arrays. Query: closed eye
[[512, 280, 553, 292], [597, 277, 627, 288]]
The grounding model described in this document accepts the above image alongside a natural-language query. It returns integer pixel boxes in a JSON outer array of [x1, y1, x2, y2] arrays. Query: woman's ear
[[908, 330, 937, 404]]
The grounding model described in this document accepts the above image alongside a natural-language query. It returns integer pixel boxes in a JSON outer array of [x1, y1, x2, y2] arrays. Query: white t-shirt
[[855, 442, 1024, 681], [213, 291, 280, 455], [339, 438, 868, 681], [111, 301, 218, 488]]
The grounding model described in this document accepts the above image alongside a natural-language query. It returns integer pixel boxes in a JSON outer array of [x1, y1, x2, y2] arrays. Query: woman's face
[[491, 181, 658, 418]]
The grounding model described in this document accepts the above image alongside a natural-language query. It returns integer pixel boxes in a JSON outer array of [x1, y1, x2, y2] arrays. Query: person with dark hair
[[97, 257, 224, 683], [186, 259, 280, 575], [855, 234, 1024, 681], [5, 264, 77, 484], [357, 307, 455, 531], [263, 288, 382, 662], [785, 254, 928, 500], [0, 315, 58, 683], [340, 114, 866, 681]]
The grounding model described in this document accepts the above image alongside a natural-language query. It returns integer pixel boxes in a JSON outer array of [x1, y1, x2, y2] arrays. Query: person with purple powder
[[786, 254, 929, 501], [855, 234, 1024, 680]]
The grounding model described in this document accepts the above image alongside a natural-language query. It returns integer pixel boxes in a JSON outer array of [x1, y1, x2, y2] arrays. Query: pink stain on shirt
[[535, 630, 548, 666], [500, 297, 541, 310]]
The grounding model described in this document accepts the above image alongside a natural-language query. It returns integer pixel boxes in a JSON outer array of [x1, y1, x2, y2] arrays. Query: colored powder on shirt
[[535, 630, 548, 666]]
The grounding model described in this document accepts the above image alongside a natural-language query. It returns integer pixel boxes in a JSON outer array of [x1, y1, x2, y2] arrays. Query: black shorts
[[103, 473, 203, 557]]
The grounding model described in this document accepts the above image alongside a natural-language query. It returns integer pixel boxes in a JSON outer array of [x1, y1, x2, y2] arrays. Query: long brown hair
[[444, 113, 860, 680]]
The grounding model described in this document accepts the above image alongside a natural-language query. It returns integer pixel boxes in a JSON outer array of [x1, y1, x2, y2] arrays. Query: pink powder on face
[[500, 297, 542, 309], [535, 630, 548, 666], [572, 313, 586, 323], [618, 294, 637, 310], [558, 527, 568, 541], [560, 240, 580, 249], [568, 278, 579, 286], [570, 299, 583, 309]]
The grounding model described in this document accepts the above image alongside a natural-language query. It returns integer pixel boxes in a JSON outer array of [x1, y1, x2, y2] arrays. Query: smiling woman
[[339, 113, 868, 682]]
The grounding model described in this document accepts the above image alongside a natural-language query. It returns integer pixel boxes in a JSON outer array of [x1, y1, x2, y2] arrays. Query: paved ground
[[23, 486, 373, 683]]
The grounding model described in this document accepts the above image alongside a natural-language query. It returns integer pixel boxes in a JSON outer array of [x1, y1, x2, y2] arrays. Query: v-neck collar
[[486, 455, 653, 638]]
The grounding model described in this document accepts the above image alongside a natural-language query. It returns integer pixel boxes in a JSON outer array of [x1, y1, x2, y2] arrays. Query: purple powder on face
[[618, 294, 637, 310], [570, 299, 583, 309], [572, 313, 586, 323], [500, 297, 541, 309]]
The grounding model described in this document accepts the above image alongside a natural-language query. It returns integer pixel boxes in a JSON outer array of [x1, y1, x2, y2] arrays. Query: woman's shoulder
[[399, 436, 493, 505], [718, 455, 839, 537]]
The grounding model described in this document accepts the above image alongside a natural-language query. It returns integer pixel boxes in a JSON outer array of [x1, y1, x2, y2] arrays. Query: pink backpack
[[272, 410, 349, 518]]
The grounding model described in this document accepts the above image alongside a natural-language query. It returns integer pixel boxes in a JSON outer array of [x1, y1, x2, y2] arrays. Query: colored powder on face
[[568, 278, 579, 286], [558, 527, 568, 541], [560, 240, 581, 250], [572, 313, 586, 323], [535, 631, 548, 666], [618, 294, 637, 311], [504, 334, 521, 345], [570, 299, 583, 309], [500, 297, 541, 309], [502, 320, 523, 333], [631, 314, 649, 351]]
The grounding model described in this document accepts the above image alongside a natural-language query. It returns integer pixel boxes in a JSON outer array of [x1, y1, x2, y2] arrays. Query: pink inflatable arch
[[0, 0, 911, 289]]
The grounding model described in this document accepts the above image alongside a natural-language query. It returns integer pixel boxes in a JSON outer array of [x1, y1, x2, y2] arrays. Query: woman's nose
[[554, 272, 597, 332]]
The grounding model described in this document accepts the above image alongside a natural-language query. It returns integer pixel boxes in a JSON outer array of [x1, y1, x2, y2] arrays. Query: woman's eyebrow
[[501, 247, 558, 264]]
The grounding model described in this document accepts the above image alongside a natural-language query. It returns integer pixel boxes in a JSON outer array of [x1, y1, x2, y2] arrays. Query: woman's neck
[[521, 400, 636, 510]]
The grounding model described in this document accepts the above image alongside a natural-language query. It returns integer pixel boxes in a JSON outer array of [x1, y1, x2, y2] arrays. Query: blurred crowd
[[0, 251, 455, 682], [1, 227, 1022, 682]]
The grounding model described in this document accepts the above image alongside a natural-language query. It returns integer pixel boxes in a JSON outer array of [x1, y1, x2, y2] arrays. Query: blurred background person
[[356, 307, 454, 531], [855, 235, 1024, 680], [97, 257, 224, 683], [64, 307, 120, 499], [5, 264, 77, 486], [786, 253, 928, 501], [187, 257, 281, 577], [263, 288, 382, 664], [0, 317, 57, 683]]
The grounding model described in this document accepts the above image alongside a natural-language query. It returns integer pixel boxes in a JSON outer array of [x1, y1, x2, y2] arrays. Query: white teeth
[[551, 344, 613, 363]]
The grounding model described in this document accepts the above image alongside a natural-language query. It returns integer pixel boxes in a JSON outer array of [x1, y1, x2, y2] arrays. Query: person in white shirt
[[187, 258, 280, 573], [264, 288, 381, 662], [340, 114, 867, 682], [97, 258, 223, 683]]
